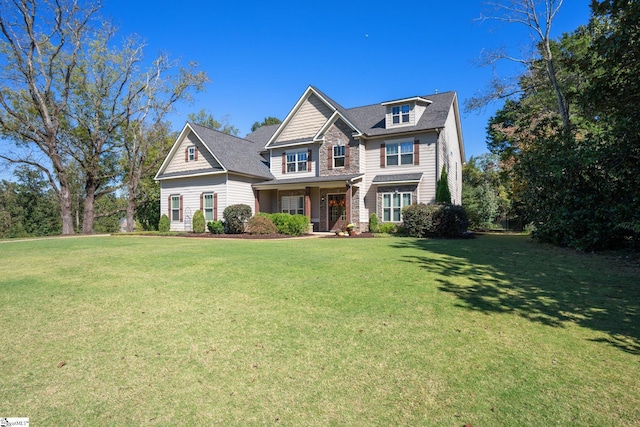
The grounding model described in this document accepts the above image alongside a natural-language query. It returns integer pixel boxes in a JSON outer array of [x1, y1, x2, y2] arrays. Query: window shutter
[[327, 145, 333, 170], [282, 152, 286, 174], [213, 193, 218, 221], [185, 148, 188, 162], [195, 146, 199, 161], [307, 149, 312, 172], [414, 139, 420, 165], [179, 195, 183, 222], [200, 193, 203, 211], [168, 196, 171, 217], [345, 145, 350, 167], [380, 143, 386, 168]]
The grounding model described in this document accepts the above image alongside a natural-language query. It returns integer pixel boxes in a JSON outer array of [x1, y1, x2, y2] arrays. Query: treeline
[[463, 1, 639, 251]]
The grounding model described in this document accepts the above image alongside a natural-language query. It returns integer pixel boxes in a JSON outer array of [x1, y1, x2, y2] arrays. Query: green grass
[[0, 234, 638, 426]]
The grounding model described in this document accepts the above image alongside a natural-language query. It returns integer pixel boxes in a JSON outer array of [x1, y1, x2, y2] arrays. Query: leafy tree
[[435, 166, 451, 203], [251, 116, 281, 132], [188, 110, 238, 135]]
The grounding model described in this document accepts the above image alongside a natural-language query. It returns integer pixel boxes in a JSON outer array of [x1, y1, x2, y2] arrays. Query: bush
[[369, 213, 380, 233], [436, 165, 452, 203], [259, 212, 309, 236], [402, 203, 469, 238], [192, 210, 205, 233], [379, 223, 397, 234], [158, 214, 170, 232], [207, 220, 224, 234], [223, 204, 252, 234], [246, 215, 278, 235]]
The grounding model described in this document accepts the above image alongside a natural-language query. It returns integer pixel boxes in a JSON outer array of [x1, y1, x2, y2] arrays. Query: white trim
[[155, 170, 226, 181], [381, 96, 432, 106]]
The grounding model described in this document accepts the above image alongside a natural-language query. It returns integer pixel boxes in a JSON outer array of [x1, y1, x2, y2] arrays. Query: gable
[[274, 93, 333, 145], [158, 130, 223, 178]]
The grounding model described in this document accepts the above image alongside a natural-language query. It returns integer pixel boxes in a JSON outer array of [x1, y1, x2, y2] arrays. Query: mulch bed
[[167, 232, 376, 239]]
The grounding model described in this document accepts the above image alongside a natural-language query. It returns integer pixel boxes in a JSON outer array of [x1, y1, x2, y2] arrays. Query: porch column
[[305, 187, 312, 221], [254, 190, 260, 214], [345, 185, 352, 224]]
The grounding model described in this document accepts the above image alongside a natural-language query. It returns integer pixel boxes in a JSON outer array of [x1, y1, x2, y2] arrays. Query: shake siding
[[160, 174, 227, 231], [270, 145, 319, 179], [164, 131, 221, 174], [276, 94, 333, 143]]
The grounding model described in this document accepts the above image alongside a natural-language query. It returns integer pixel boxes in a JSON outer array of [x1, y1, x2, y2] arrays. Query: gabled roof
[[155, 122, 273, 181], [244, 124, 279, 146], [265, 86, 363, 149]]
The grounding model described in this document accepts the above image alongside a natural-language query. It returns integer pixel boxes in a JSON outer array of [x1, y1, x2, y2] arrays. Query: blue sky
[[101, 1, 591, 160]]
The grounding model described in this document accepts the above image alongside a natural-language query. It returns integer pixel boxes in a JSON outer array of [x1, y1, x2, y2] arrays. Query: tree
[[470, 0, 570, 131], [0, 0, 99, 234], [251, 116, 281, 132], [188, 109, 238, 135], [435, 166, 452, 203]]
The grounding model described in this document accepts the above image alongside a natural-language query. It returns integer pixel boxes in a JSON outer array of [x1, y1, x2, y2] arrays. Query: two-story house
[[155, 85, 464, 232]]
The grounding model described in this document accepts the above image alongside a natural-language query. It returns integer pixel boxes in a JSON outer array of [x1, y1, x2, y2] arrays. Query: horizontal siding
[[276, 94, 332, 143], [160, 174, 227, 231], [360, 132, 438, 224], [164, 131, 221, 175], [441, 104, 463, 204], [227, 174, 262, 215], [270, 145, 319, 179]]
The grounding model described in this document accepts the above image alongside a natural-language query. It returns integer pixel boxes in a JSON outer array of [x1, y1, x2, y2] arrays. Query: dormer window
[[392, 105, 410, 124]]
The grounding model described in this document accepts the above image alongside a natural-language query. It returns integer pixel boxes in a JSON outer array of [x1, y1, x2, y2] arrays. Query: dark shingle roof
[[188, 122, 273, 179], [372, 173, 423, 183], [244, 124, 280, 147]]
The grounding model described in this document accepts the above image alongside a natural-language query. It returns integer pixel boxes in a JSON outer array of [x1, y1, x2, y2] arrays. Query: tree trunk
[[82, 178, 97, 234], [125, 196, 136, 232], [543, 40, 570, 131], [60, 185, 75, 235], [124, 170, 140, 232]]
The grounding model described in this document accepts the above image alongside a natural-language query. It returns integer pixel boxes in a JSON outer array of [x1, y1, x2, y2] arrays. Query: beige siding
[[276, 94, 333, 143], [384, 103, 417, 128], [163, 131, 221, 175], [227, 174, 262, 214], [360, 132, 438, 224], [160, 174, 227, 231], [440, 103, 463, 204], [270, 145, 319, 179]]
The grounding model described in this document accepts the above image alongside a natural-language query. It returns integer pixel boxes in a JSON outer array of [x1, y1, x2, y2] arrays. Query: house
[[155, 85, 464, 232]]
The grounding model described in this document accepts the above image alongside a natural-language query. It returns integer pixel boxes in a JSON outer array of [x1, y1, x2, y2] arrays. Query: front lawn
[[0, 234, 638, 425]]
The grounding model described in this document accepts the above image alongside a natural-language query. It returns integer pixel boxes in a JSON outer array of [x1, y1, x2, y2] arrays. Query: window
[[382, 192, 412, 222], [392, 104, 410, 124], [171, 195, 181, 221], [282, 195, 304, 215], [188, 146, 196, 161], [333, 145, 345, 168], [286, 151, 307, 173], [386, 142, 413, 166], [203, 193, 214, 221]]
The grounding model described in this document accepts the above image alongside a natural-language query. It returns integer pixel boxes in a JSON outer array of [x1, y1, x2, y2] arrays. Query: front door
[[328, 194, 346, 231]]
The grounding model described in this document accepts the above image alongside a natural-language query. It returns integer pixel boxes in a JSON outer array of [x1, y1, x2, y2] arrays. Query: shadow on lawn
[[393, 235, 640, 356]]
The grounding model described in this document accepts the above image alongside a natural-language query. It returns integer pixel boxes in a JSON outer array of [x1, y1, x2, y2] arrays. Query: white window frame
[[188, 146, 196, 161], [333, 144, 345, 168], [386, 142, 413, 166], [392, 104, 410, 124], [171, 195, 181, 222], [382, 192, 412, 222], [286, 151, 307, 173], [282, 195, 304, 215], [203, 193, 214, 221]]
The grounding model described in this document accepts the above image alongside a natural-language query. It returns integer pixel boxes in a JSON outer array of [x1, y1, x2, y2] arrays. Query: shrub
[[379, 223, 397, 234], [158, 214, 170, 232], [246, 215, 278, 235], [369, 213, 380, 233], [268, 213, 290, 232], [283, 214, 309, 236], [192, 210, 206, 233], [436, 165, 452, 203], [223, 204, 252, 234], [207, 220, 224, 234], [403, 203, 469, 238]]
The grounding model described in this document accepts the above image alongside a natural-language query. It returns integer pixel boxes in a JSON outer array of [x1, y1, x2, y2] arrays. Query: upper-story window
[[186, 146, 198, 161], [392, 105, 410, 124], [333, 145, 345, 168], [386, 142, 413, 166], [286, 151, 307, 173]]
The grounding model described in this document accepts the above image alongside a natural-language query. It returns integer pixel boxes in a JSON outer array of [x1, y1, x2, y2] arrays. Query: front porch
[[253, 174, 363, 232]]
